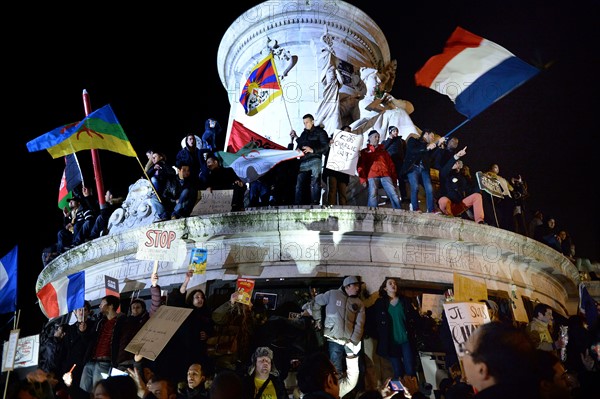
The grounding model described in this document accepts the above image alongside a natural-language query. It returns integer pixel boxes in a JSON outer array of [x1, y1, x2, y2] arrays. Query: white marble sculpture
[[313, 30, 344, 135], [349, 66, 418, 141], [108, 179, 166, 235]]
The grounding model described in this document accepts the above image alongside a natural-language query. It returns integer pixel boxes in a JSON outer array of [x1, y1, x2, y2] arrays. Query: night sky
[[3, 0, 598, 336]]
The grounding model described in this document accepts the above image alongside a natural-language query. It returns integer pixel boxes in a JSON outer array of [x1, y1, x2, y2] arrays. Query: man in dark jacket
[[288, 113, 330, 205], [381, 125, 408, 201], [204, 155, 247, 212]]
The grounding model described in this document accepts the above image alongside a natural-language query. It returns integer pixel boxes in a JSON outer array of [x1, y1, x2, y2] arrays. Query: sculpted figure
[[313, 29, 344, 135], [350, 66, 418, 140], [108, 179, 167, 235]]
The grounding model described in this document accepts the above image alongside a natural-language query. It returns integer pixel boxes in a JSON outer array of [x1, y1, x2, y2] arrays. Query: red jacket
[[357, 144, 398, 184]]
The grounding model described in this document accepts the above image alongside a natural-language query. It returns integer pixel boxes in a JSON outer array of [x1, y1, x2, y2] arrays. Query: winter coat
[[311, 287, 365, 345]]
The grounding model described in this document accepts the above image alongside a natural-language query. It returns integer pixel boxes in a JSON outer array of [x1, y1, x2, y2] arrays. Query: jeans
[[173, 187, 198, 218], [295, 158, 322, 205], [368, 177, 401, 208], [386, 341, 416, 377], [80, 361, 111, 393], [328, 340, 347, 376], [406, 163, 434, 212]]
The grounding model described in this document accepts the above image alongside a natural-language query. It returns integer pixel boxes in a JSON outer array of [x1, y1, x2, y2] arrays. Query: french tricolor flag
[[415, 26, 539, 119], [37, 271, 85, 319]]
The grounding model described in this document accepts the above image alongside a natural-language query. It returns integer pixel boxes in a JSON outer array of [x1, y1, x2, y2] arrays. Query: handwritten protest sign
[[136, 228, 179, 262], [443, 302, 490, 358], [325, 130, 363, 176], [191, 190, 233, 216], [125, 305, 192, 361]]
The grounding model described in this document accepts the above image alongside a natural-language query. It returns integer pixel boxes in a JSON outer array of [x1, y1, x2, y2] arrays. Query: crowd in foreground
[[6, 271, 600, 399]]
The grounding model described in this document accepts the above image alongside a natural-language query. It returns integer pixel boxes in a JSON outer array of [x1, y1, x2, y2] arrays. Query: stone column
[[217, 0, 391, 147]]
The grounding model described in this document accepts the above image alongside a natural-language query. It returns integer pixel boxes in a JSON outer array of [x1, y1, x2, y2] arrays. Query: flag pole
[[443, 118, 470, 138], [82, 90, 106, 207], [270, 51, 294, 131], [2, 310, 20, 399]]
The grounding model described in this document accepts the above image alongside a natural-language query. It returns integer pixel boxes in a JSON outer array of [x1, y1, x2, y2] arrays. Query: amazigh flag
[[217, 142, 302, 183], [37, 270, 85, 319], [58, 153, 83, 209], [239, 53, 282, 116], [415, 27, 539, 119], [26, 104, 137, 158], [0, 246, 18, 314], [227, 120, 286, 153]]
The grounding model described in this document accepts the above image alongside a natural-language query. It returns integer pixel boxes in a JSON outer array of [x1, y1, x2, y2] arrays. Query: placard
[[189, 248, 208, 274], [191, 190, 233, 216], [421, 293, 445, 319], [2, 330, 20, 371], [453, 273, 488, 303], [136, 228, 179, 262], [125, 305, 192, 361], [235, 278, 255, 306], [443, 302, 490, 359], [325, 130, 363, 176], [475, 171, 504, 198]]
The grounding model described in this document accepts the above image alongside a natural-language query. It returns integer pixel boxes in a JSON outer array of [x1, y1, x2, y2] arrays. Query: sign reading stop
[[136, 228, 179, 262]]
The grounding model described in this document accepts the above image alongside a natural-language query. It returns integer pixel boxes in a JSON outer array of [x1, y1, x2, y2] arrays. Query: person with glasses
[[460, 322, 539, 397], [296, 351, 341, 399], [535, 349, 577, 399]]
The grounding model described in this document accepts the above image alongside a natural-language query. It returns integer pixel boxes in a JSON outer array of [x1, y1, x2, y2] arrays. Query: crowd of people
[[42, 112, 580, 268], [7, 272, 599, 399]]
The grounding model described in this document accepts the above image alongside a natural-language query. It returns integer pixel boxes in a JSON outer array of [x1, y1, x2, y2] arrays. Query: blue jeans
[[386, 341, 415, 377], [328, 340, 347, 376], [173, 187, 198, 218], [295, 158, 322, 205], [368, 177, 401, 208], [406, 164, 434, 212], [80, 361, 111, 393]]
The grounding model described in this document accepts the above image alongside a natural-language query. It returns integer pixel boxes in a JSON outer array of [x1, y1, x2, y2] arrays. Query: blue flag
[[0, 246, 18, 314]]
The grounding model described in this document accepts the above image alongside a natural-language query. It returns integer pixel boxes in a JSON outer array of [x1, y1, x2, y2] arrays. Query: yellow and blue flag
[[26, 104, 137, 158]]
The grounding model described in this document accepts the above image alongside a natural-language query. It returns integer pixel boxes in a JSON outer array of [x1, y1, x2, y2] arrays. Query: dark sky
[[3, 0, 598, 336]]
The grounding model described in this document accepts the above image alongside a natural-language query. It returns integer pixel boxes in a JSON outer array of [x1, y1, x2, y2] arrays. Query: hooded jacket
[[311, 285, 365, 345]]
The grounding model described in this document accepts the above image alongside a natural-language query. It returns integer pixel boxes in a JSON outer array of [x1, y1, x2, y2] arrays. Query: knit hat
[[368, 130, 379, 137]]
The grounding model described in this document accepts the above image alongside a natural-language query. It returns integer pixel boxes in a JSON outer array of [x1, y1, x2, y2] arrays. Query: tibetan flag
[[0, 246, 18, 314], [239, 53, 282, 116], [579, 283, 598, 328], [26, 104, 137, 159], [217, 142, 303, 183], [415, 26, 540, 119], [227, 120, 286, 153], [58, 153, 83, 209], [37, 270, 85, 319]]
